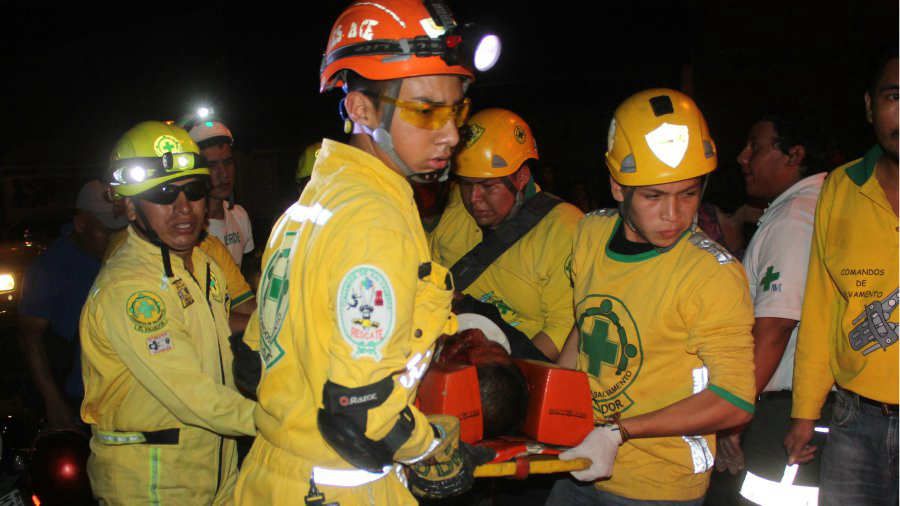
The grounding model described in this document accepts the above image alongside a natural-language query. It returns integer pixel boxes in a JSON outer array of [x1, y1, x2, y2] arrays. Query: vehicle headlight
[[0, 273, 14, 292]]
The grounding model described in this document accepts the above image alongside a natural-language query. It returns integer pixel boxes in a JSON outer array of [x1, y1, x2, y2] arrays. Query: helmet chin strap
[[618, 175, 710, 254], [363, 80, 450, 184], [132, 202, 175, 278]]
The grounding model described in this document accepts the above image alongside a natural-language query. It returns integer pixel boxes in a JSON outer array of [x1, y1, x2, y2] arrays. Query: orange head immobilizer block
[[416, 356, 594, 446], [513, 359, 593, 447], [416, 362, 484, 443]]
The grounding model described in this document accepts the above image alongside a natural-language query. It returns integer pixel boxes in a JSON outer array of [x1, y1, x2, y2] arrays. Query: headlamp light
[[321, 0, 501, 76], [128, 166, 147, 183], [111, 152, 208, 184], [0, 273, 14, 292]]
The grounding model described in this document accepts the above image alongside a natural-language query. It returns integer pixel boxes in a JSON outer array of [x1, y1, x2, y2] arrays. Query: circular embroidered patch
[[126, 291, 167, 333], [153, 135, 182, 156], [337, 265, 395, 361]]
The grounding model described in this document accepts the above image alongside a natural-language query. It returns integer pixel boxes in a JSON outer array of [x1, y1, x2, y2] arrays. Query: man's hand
[[408, 415, 495, 498], [229, 331, 261, 400], [558, 424, 622, 481], [715, 432, 744, 474], [784, 418, 817, 465]]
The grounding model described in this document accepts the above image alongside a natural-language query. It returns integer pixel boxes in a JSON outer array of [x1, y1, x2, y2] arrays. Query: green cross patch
[[761, 265, 781, 291]]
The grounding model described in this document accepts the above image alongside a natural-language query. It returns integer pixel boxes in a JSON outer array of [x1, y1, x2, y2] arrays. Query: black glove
[[408, 415, 496, 498], [229, 331, 261, 400], [452, 294, 551, 362]]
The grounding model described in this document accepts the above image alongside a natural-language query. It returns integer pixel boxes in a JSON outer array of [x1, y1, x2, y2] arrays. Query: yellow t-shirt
[[429, 184, 583, 351], [793, 146, 899, 419], [571, 210, 755, 501]]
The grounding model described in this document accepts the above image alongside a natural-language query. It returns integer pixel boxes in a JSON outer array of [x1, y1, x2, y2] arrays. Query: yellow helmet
[[295, 142, 321, 182], [606, 88, 716, 186], [109, 121, 209, 198], [455, 108, 538, 178]]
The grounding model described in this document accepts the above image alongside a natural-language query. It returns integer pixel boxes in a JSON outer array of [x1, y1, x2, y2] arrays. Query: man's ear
[[786, 145, 806, 168], [864, 91, 874, 124], [609, 175, 626, 203], [345, 91, 379, 130], [124, 197, 138, 222], [512, 164, 532, 191]]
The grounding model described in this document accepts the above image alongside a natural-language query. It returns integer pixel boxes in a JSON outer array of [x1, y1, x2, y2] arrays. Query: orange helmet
[[320, 0, 479, 92]]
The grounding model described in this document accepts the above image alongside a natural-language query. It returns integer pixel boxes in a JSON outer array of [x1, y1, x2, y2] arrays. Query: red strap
[[513, 457, 530, 480]]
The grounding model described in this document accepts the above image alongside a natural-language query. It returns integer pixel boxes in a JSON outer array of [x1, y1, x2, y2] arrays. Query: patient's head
[[437, 329, 529, 438]]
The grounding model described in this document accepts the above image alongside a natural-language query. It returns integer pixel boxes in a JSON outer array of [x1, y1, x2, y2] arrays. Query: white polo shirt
[[207, 201, 254, 268], [743, 172, 825, 392]]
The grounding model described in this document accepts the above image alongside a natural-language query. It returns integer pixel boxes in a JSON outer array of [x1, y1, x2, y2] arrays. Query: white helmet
[[188, 120, 234, 149]]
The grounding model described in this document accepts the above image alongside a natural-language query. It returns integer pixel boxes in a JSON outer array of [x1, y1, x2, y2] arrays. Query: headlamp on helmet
[[320, 0, 500, 91], [111, 152, 207, 187]]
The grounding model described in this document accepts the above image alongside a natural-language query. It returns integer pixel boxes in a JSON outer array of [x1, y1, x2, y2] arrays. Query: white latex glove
[[558, 424, 623, 481]]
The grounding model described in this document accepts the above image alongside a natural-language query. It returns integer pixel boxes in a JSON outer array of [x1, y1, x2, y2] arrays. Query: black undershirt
[[608, 219, 655, 255]]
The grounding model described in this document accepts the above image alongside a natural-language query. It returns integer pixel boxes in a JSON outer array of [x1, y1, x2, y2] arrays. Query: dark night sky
[[2, 1, 898, 215]]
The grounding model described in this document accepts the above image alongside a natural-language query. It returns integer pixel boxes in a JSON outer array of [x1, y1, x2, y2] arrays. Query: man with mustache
[[429, 108, 583, 362], [785, 46, 899, 506], [80, 121, 256, 504]]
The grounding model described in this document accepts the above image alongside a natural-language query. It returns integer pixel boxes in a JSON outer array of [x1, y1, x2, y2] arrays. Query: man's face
[[384, 75, 464, 176], [611, 176, 702, 248], [738, 120, 799, 200], [866, 58, 899, 161], [458, 172, 524, 229], [126, 178, 207, 253], [73, 212, 112, 260], [201, 143, 235, 200]]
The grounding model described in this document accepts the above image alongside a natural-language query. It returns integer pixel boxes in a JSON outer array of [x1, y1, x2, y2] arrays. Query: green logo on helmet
[[153, 135, 182, 156], [463, 123, 485, 149]]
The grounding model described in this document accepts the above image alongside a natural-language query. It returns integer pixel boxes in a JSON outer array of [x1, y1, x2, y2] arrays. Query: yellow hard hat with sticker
[[606, 88, 717, 187], [109, 121, 209, 198], [454, 108, 538, 179]]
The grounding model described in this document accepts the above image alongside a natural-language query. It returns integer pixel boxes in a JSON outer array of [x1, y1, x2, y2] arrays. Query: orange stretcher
[[416, 359, 596, 478]]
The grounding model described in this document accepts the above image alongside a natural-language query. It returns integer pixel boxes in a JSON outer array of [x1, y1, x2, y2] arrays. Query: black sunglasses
[[141, 179, 210, 205]]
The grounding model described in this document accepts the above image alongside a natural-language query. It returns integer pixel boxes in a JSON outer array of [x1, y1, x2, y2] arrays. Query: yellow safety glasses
[[375, 95, 471, 131]]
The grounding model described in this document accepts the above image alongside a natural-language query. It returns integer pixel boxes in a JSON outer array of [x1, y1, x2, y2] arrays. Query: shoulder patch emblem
[[337, 265, 396, 361], [688, 231, 734, 264], [126, 291, 167, 333], [172, 279, 194, 308], [147, 332, 173, 355]]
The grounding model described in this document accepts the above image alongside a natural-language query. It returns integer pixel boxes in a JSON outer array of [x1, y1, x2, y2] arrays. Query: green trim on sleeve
[[708, 383, 755, 414], [231, 291, 255, 309]]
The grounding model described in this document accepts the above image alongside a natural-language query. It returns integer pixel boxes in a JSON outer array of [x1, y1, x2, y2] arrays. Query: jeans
[[820, 388, 898, 506], [546, 477, 705, 506]]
